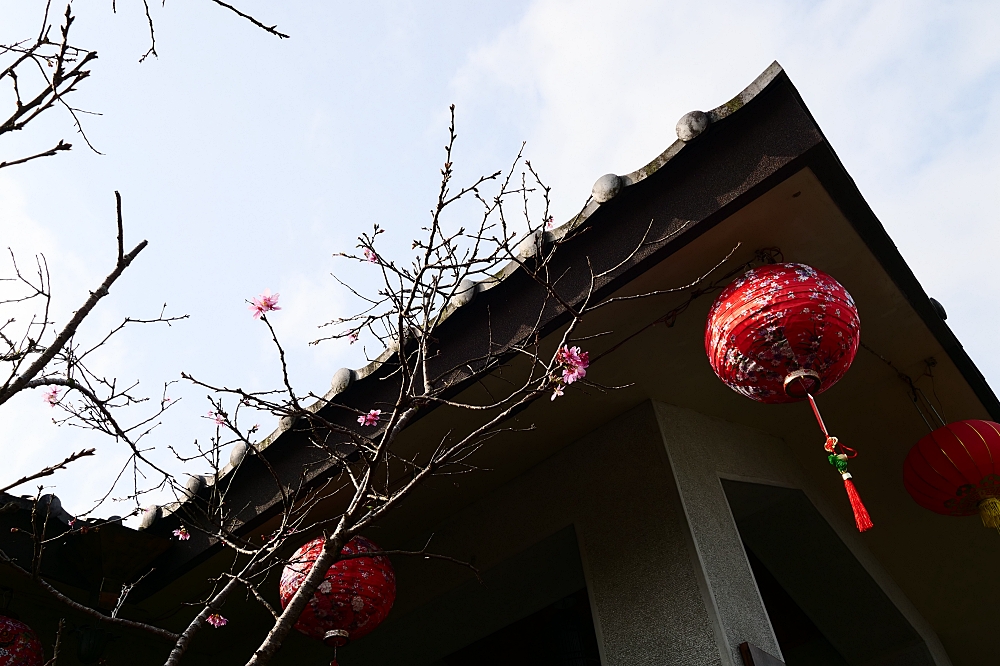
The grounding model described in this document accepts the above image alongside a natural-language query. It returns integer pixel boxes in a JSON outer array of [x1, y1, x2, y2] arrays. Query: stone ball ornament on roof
[[330, 367, 356, 395], [676, 110, 710, 141], [0, 615, 44, 666], [591, 173, 622, 203], [903, 419, 1000, 533], [705, 262, 873, 532], [279, 535, 396, 654]]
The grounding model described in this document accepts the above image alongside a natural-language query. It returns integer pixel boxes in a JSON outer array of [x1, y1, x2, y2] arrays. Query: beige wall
[[342, 400, 948, 666], [345, 401, 724, 666], [654, 402, 955, 666]]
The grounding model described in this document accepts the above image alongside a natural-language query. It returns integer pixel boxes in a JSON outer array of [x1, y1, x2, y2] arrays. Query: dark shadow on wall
[[743, 545, 846, 665], [338, 525, 595, 666], [441, 587, 600, 666]]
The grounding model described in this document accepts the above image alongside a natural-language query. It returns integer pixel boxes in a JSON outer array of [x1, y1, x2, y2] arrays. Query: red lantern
[[705, 262, 872, 532], [705, 262, 859, 402], [903, 419, 1000, 532], [279, 535, 396, 648], [0, 615, 44, 666]]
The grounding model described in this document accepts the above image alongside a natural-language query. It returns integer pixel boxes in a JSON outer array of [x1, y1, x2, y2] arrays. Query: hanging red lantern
[[705, 262, 873, 532], [903, 419, 1000, 532], [279, 535, 396, 648], [705, 262, 859, 402], [0, 615, 44, 666]]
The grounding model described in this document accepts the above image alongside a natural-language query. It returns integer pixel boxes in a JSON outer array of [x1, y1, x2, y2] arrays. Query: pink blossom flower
[[545, 215, 555, 230], [173, 526, 190, 541], [562, 364, 586, 384], [206, 613, 228, 628], [249, 289, 281, 319], [358, 409, 381, 426], [555, 345, 589, 385], [550, 384, 564, 401], [44, 387, 59, 407], [67, 518, 76, 528], [208, 410, 225, 425], [364, 248, 378, 263], [348, 331, 359, 344]]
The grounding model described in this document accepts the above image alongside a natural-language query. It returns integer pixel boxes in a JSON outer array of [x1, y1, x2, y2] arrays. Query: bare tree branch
[[205, 0, 290, 39], [0, 448, 95, 494]]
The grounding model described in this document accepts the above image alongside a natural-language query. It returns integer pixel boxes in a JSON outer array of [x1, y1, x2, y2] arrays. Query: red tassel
[[843, 477, 873, 532]]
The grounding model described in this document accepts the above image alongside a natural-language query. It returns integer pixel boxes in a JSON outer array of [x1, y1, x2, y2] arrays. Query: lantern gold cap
[[783, 369, 822, 398], [323, 629, 350, 647]]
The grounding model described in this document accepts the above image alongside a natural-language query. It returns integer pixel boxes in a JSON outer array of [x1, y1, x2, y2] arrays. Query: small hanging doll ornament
[[705, 262, 873, 532]]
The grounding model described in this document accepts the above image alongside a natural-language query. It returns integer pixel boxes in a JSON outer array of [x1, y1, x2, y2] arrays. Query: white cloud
[[452, 0, 1000, 381], [4, 0, 1000, 516]]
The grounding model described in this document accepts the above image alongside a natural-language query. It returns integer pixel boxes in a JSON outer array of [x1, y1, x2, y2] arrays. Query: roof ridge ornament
[[591, 173, 622, 203], [676, 110, 710, 141]]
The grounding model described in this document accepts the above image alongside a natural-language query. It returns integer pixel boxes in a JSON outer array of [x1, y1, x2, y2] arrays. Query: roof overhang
[[105, 65, 999, 661]]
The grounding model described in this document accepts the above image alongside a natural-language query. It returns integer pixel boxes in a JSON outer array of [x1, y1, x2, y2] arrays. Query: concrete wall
[[344, 401, 724, 666], [342, 401, 948, 666], [653, 401, 951, 666]]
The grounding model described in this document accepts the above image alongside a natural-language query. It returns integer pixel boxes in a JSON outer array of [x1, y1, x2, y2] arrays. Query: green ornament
[[827, 454, 848, 473]]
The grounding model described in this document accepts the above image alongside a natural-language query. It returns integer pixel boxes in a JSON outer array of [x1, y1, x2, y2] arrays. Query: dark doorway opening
[[744, 544, 846, 665], [721, 479, 934, 666], [440, 588, 601, 666]]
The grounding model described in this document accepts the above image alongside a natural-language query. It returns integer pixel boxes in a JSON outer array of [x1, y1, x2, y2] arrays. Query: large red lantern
[[279, 535, 396, 648], [705, 262, 860, 402], [706, 262, 872, 531], [0, 615, 44, 666], [903, 419, 1000, 532]]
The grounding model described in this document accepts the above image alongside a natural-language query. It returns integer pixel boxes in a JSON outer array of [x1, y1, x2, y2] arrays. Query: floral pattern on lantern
[[0, 615, 44, 666], [279, 535, 395, 646], [705, 262, 860, 403]]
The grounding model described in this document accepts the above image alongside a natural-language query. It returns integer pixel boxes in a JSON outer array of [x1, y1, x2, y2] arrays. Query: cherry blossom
[[249, 289, 281, 319], [348, 331, 359, 344], [555, 345, 589, 385], [545, 215, 555, 230], [173, 526, 190, 541], [44, 387, 59, 407], [358, 409, 381, 426], [364, 248, 379, 263], [206, 613, 228, 628], [208, 410, 224, 425], [550, 345, 590, 400]]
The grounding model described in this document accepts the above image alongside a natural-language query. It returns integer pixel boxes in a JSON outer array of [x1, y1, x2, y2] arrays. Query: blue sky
[[2, 0, 999, 518]]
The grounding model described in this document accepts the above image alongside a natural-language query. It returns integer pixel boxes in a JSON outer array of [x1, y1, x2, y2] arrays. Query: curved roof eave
[[136, 60, 1000, 594]]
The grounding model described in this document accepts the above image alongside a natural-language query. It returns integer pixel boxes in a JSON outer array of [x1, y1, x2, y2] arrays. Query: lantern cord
[[806, 393, 829, 438], [806, 392, 872, 532], [859, 342, 947, 432]]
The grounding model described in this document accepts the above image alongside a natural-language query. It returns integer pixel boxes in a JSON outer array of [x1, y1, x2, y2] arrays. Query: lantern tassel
[[842, 473, 873, 532], [978, 497, 1000, 533]]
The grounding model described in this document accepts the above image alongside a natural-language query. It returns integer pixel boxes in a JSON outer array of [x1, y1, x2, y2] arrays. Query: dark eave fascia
[[803, 143, 1000, 417], [135, 62, 999, 595]]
